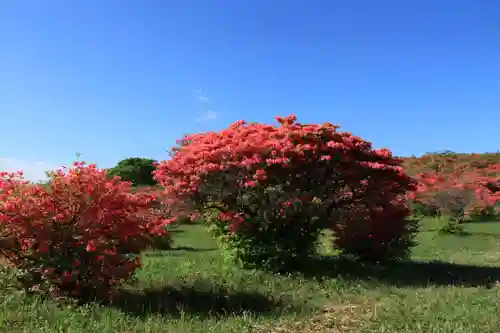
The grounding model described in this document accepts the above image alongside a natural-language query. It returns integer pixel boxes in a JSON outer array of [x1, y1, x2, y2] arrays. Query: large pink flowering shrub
[[154, 116, 417, 270]]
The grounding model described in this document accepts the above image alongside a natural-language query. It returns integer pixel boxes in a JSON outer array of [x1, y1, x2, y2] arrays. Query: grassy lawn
[[1, 219, 500, 332]]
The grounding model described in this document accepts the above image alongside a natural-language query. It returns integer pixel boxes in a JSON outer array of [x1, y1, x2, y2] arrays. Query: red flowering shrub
[[154, 116, 417, 270], [135, 186, 176, 249], [404, 152, 500, 176], [410, 164, 500, 221], [0, 162, 171, 300], [332, 184, 418, 261]]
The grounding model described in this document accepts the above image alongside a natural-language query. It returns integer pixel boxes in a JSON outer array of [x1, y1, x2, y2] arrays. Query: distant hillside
[[402, 152, 500, 176]]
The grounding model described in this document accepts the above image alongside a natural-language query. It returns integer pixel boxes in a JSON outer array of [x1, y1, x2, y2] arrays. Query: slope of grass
[[1, 219, 500, 332]]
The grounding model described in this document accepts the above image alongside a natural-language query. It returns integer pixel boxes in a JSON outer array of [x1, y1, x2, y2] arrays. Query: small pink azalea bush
[[154, 115, 417, 270], [0, 162, 171, 300]]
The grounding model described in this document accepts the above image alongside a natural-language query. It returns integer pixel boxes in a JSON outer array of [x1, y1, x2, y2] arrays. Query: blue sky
[[1, 1, 499, 180]]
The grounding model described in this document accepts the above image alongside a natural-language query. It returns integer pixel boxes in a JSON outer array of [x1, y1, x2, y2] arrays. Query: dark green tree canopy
[[107, 157, 157, 186]]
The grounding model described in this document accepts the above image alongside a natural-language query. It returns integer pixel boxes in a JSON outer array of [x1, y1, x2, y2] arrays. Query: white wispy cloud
[[195, 88, 209, 103], [196, 109, 217, 122], [194, 88, 217, 122], [0, 157, 60, 182]]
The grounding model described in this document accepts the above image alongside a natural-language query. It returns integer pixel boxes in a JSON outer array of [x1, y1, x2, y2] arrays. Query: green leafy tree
[[107, 157, 157, 186]]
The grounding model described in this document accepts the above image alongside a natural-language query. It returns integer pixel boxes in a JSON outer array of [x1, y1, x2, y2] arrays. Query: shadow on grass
[[423, 228, 500, 238], [144, 246, 217, 257], [465, 232, 500, 238], [296, 256, 500, 288], [463, 218, 500, 224], [167, 229, 185, 234], [439, 231, 472, 237], [169, 246, 217, 252], [109, 282, 285, 318]]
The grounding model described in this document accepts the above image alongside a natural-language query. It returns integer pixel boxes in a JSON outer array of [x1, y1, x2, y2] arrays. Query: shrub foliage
[[409, 163, 500, 221], [155, 115, 417, 270], [0, 162, 169, 300], [107, 157, 157, 187]]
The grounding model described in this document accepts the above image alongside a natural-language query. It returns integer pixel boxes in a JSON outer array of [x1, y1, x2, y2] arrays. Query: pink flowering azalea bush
[[134, 185, 177, 249], [154, 116, 418, 270], [0, 162, 171, 300], [409, 164, 500, 221], [405, 153, 500, 221]]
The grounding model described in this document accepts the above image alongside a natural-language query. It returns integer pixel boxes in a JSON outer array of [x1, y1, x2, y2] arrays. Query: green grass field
[[1, 219, 500, 333]]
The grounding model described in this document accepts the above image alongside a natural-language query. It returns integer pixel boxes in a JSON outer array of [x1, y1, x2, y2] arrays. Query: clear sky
[[1, 0, 499, 181]]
